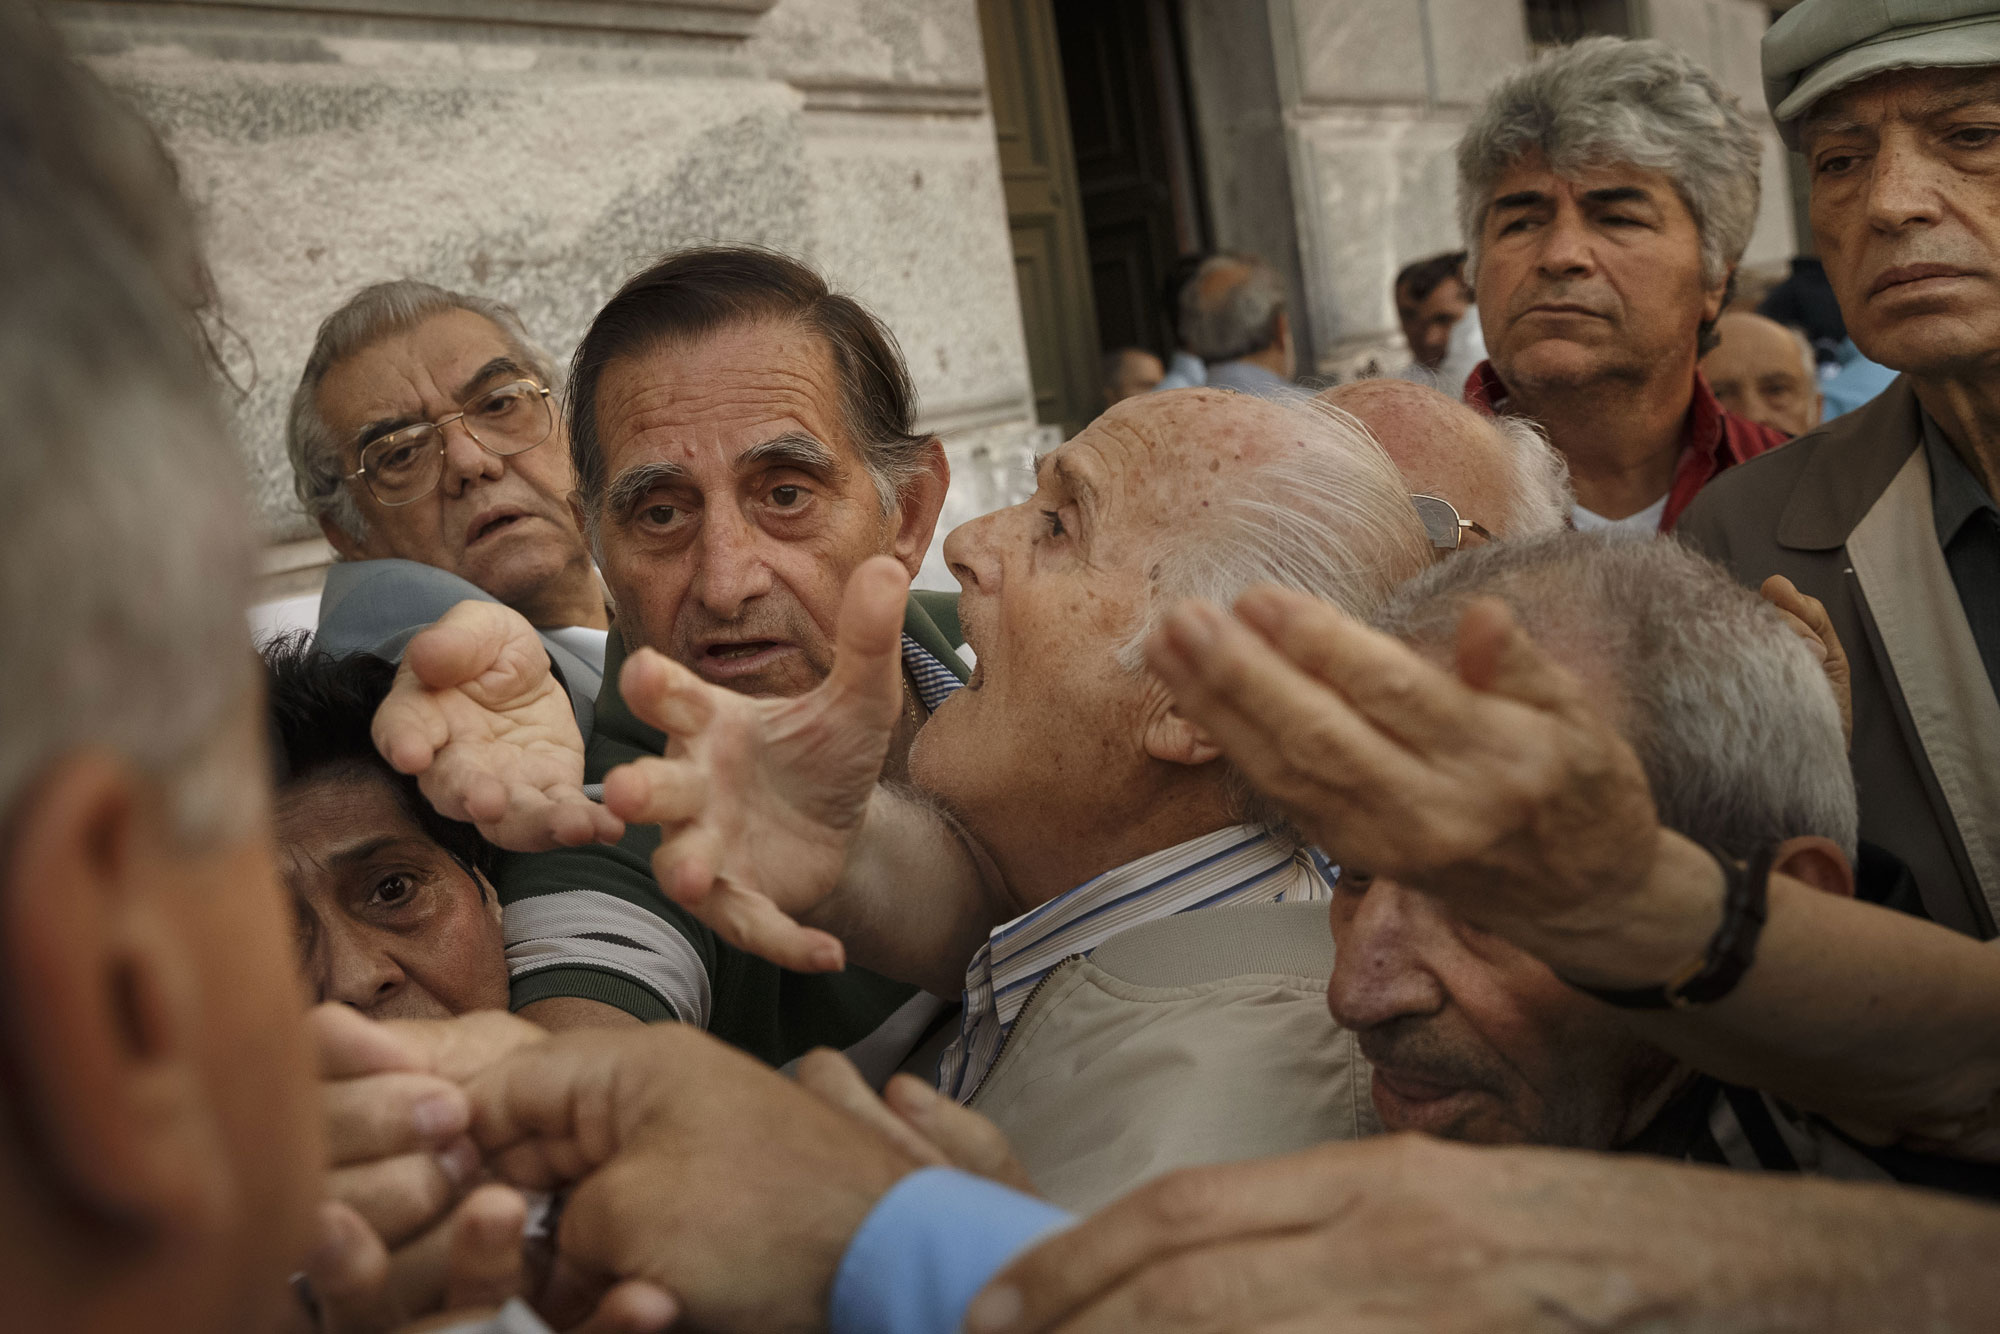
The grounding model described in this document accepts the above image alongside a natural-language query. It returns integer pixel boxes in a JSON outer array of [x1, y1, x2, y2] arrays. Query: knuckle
[[1137, 1166, 1224, 1234], [1130, 1252, 1240, 1327]]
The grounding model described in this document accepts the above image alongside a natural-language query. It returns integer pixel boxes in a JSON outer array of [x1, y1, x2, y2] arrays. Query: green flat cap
[[1764, 0, 2000, 146]]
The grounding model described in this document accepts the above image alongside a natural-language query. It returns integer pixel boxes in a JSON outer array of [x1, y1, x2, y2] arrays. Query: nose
[[690, 502, 775, 621], [1326, 880, 1447, 1032], [438, 417, 505, 499], [1864, 136, 1947, 234], [321, 923, 407, 1015], [1533, 204, 1597, 281], [942, 509, 1005, 596]]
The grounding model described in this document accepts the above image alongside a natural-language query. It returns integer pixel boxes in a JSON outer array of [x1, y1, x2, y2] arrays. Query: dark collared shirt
[[1922, 412, 2000, 705], [1463, 362, 1786, 531]]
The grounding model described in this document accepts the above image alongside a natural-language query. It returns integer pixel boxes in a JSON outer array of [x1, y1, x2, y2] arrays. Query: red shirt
[[1462, 360, 1787, 532]]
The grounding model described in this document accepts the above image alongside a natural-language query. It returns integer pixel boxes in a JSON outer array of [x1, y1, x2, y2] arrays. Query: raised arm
[[601, 557, 1006, 991], [1144, 585, 2000, 1157]]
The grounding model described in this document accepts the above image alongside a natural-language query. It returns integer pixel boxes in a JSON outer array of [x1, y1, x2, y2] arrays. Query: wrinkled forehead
[[1042, 388, 1292, 516], [1800, 64, 2000, 146]]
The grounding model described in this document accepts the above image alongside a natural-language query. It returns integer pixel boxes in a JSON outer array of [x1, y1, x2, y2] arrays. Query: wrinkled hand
[[373, 600, 624, 852], [969, 1136, 1959, 1334], [599, 556, 913, 973], [797, 1048, 1037, 1195], [1761, 575, 1852, 748], [464, 1025, 917, 1332], [1144, 587, 1661, 946], [305, 1007, 543, 1326], [305, 1008, 673, 1334]]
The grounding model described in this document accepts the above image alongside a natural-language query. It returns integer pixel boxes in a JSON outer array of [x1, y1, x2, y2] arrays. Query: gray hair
[[1178, 254, 1288, 364], [1374, 533, 1857, 861], [1457, 37, 1763, 295], [287, 280, 558, 544], [1490, 413, 1573, 537], [1118, 397, 1436, 836], [1, 45, 258, 843]]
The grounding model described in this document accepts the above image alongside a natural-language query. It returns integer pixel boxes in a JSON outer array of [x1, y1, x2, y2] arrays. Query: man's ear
[[317, 513, 369, 563], [1138, 676, 1223, 767], [0, 752, 226, 1231], [890, 438, 951, 579], [1771, 835, 1855, 900]]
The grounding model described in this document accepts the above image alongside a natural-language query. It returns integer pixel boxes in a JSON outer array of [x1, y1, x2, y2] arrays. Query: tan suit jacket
[[967, 902, 1377, 1214], [1679, 378, 2000, 937]]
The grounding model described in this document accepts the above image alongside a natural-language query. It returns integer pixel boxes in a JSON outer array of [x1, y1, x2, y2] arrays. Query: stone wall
[[1181, 0, 1797, 380], [56, 0, 1041, 598]]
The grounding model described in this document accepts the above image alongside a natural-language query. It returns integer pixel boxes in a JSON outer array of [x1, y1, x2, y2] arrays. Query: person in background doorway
[[1099, 346, 1164, 407]]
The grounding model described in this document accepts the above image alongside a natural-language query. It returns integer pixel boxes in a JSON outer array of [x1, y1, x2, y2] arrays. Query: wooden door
[[1055, 0, 1206, 359], [981, 0, 1104, 438]]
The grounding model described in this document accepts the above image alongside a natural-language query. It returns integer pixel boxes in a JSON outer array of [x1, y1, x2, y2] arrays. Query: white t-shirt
[[1572, 493, 1668, 537]]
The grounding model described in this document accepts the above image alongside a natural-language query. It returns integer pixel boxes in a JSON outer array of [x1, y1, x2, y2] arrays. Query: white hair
[[1178, 254, 1288, 364], [1117, 397, 1436, 835], [1374, 533, 1857, 861], [1, 95, 258, 842], [1489, 413, 1573, 537], [1457, 38, 1762, 296], [287, 279, 559, 545]]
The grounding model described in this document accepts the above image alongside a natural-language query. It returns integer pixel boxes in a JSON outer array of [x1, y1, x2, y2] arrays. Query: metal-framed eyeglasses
[[344, 379, 556, 507], [1411, 493, 1493, 551]]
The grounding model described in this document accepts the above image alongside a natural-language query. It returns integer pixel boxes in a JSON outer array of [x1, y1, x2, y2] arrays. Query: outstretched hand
[[1143, 586, 1661, 945], [372, 600, 624, 852], [600, 556, 913, 974]]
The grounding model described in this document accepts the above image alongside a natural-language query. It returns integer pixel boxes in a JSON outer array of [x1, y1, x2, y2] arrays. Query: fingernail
[[964, 1283, 1022, 1333], [412, 1090, 468, 1139], [435, 1136, 482, 1190], [815, 943, 845, 971]]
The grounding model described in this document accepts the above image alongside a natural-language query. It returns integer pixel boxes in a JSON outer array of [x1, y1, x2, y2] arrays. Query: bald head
[[1701, 312, 1821, 439], [1318, 379, 1567, 539], [1179, 253, 1292, 374]]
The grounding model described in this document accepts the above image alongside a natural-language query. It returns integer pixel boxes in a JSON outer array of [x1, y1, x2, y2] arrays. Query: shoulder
[[315, 558, 496, 657]]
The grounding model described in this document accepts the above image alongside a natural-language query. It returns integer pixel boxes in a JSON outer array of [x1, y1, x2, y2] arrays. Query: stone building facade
[[55, 0, 1793, 611]]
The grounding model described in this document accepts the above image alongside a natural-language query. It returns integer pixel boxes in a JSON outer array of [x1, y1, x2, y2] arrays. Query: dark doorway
[[1052, 0, 1208, 362]]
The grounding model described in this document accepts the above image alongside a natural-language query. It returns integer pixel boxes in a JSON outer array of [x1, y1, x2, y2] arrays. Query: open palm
[[372, 600, 625, 852]]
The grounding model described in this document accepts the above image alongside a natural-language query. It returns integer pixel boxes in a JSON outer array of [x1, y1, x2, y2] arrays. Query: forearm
[[803, 786, 1009, 998], [1521, 832, 2000, 1149]]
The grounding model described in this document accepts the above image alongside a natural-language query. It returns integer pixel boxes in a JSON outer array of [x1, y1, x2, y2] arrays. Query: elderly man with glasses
[[287, 281, 614, 731]]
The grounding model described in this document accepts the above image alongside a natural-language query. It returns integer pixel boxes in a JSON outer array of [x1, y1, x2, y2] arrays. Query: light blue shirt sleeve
[[829, 1168, 1076, 1334]]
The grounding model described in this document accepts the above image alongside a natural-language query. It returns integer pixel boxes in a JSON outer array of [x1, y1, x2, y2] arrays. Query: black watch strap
[[1570, 841, 1777, 1011]]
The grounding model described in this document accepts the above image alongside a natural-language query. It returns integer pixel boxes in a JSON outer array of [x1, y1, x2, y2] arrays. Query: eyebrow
[[1581, 185, 1654, 208], [349, 356, 536, 453], [738, 431, 841, 477], [604, 459, 693, 516], [1490, 190, 1548, 211], [1034, 452, 1098, 513]]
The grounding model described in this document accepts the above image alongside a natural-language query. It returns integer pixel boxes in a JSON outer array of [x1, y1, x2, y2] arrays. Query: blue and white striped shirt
[[935, 824, 1336, 1102]]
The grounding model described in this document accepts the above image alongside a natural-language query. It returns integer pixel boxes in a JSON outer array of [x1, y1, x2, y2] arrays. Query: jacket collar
[[1776, 376, 1925, 552]]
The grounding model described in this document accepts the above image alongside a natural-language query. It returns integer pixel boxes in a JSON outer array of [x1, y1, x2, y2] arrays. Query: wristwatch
[[1567, 840, 1776, 1010]]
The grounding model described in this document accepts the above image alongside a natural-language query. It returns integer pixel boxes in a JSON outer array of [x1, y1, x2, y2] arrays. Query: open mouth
[[469, 511, 526, 544], [695, 640, 797, 681]]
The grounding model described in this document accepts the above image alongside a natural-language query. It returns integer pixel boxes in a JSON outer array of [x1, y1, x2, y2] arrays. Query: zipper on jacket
[[965, 952, 1086, 1106]]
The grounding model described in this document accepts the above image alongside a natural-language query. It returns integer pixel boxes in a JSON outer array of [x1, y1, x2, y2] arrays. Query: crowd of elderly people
[[8, 0, 2000, 1331]]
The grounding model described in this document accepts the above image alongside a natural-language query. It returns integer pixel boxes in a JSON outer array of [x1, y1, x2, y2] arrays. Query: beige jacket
[[967, 901, 1378, 1214]]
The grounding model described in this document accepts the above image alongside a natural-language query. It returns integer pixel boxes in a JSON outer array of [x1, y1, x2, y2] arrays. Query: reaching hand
[[304, 1007, 672, 1334], [599, 556, 913, 974], [371, 600, 624, 852], [463, 1025, 917, 1333], [1142, 586, 1661, 946], [797, 1048, 1037, 1195]]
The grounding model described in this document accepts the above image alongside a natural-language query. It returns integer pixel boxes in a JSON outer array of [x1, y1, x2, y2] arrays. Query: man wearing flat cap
[[1680, 0, 2000, 940]]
